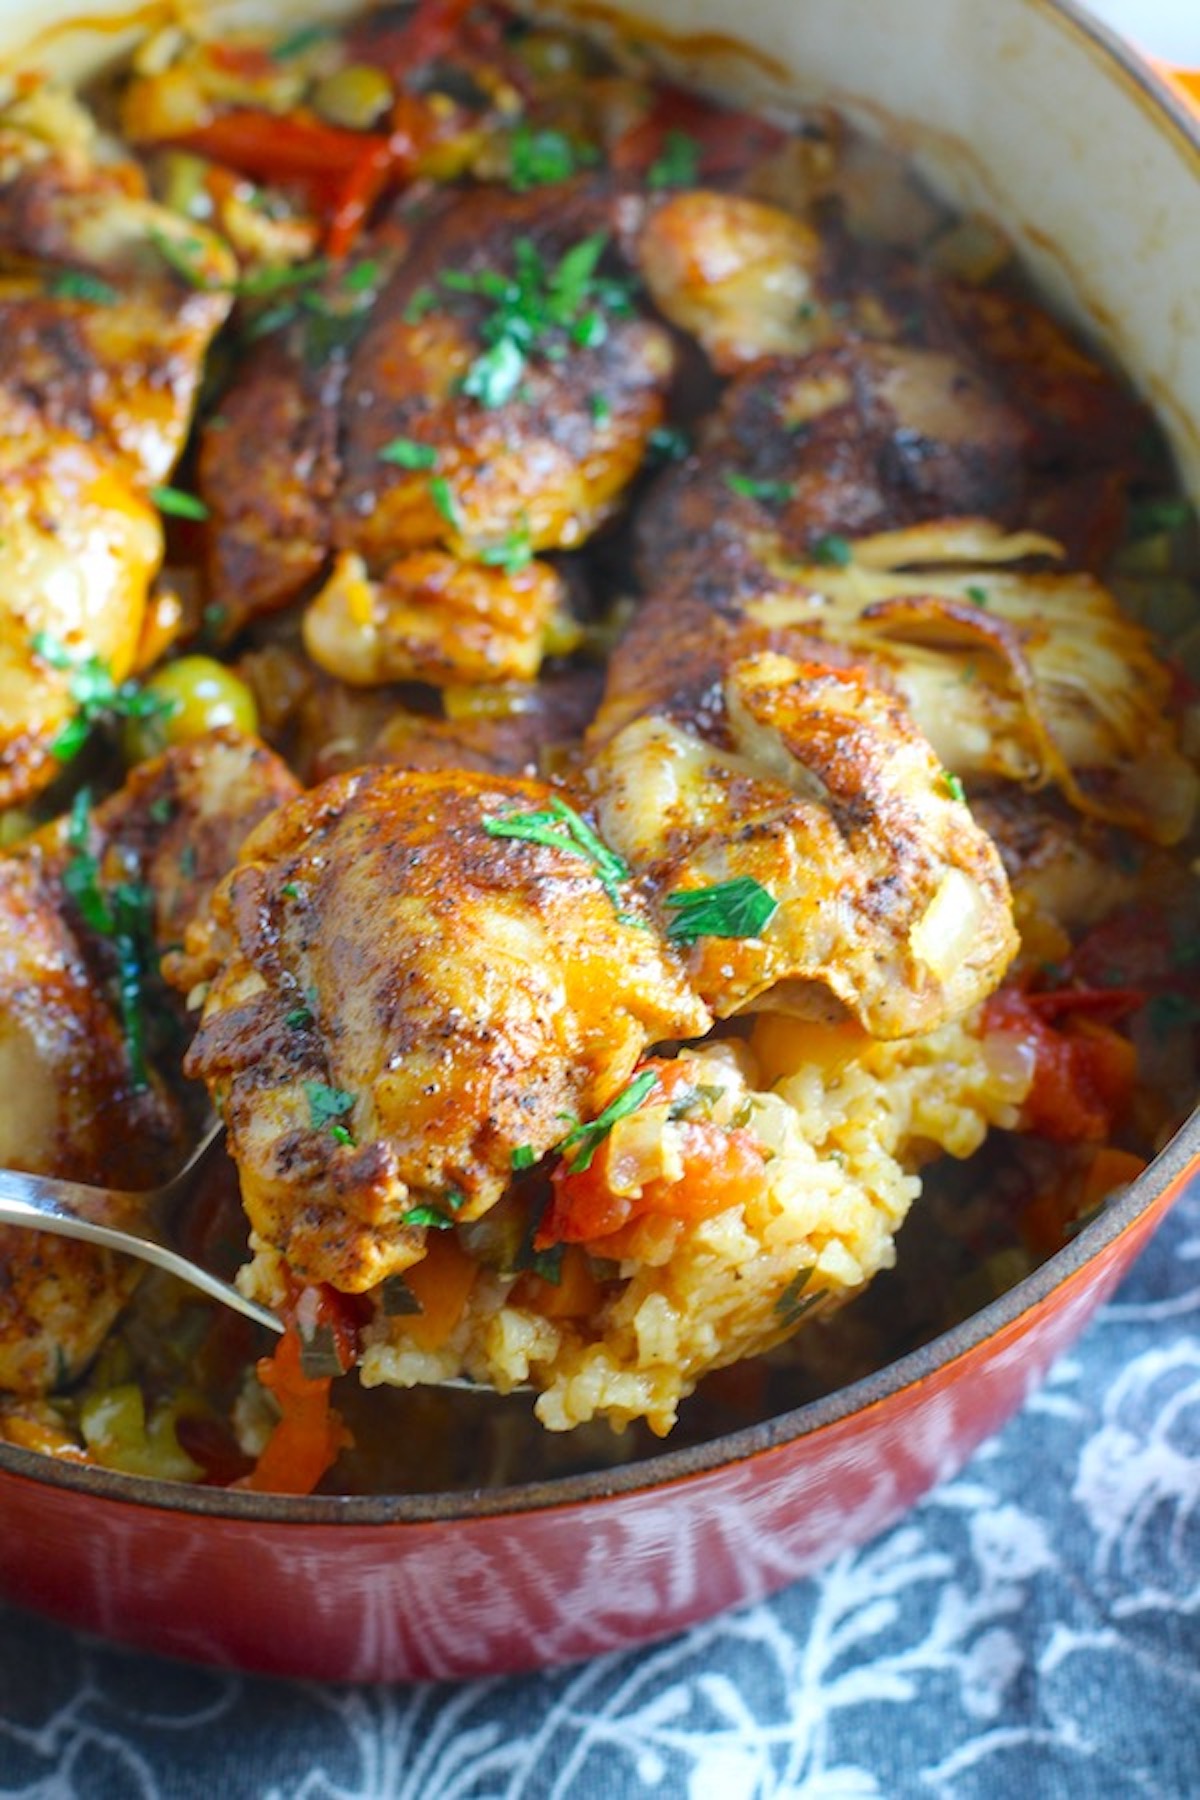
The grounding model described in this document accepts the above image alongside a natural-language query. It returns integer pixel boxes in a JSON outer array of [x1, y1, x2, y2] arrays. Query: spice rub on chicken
[[176, 768, 710, 1293], [587, 615, 1018, 1035], [0, 87, 235, 807], [200, 180, 676, 683], [0, 731, 298, 1395]]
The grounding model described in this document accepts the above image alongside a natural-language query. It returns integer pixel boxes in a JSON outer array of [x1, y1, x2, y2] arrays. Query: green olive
[[124, 655, 258, 763], [311, 63, 394, 131], [511, 30, 597, 84]]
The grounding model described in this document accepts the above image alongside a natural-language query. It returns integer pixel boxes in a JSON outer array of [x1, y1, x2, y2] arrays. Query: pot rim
[[0, 0, 1196, 1528]]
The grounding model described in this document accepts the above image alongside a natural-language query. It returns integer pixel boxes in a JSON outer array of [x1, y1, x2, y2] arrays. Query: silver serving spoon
[[0, 1123, 282, 1334]]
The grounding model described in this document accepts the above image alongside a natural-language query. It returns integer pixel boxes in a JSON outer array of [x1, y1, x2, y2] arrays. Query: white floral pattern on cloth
[[0, 1174, 1197, 1799]]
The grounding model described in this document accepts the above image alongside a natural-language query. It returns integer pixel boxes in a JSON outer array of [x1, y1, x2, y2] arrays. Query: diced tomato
[[237, 1322, 353, 1496], [984, 988, 1137, 1142], [610, 84, 787, 183], [537, 1059, 767, 1247]]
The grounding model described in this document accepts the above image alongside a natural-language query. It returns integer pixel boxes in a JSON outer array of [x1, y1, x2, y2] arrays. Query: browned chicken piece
[[0, 92, 235, 484], [636, 189, 1143, 565], [46, 728, 304, 960], [635, 343, 1031, 602], [0, 731, 299, 1395], [176, 768, 711, 1293], [302, 548, 573, 687], [638, 190, 840, 373], [198, 340, 344, 639], [587, 606, 1018, 1035], [0, 86, 235, 805], [969, 789, 1144, 969], [309, 183, 672, 684], [740, 550, 1199, 847], [0, 856, 187, 1395], [0, 422, 162, 809]]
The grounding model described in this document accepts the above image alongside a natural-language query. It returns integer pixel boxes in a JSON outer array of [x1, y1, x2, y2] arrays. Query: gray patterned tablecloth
[[0, 1166, 1196, 1800]]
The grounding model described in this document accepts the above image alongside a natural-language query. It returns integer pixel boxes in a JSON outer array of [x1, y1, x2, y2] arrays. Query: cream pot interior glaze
[[0, 0, 1195, 1683]]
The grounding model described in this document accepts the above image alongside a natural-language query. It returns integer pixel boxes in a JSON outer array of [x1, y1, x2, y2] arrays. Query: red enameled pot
[[0, 0, 1196, 1681]]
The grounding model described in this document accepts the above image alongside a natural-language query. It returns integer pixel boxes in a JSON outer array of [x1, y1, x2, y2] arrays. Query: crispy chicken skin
[[0, 852, 187, 1395], [588, 616, 1018, 1034], [202, 180, 674, 683], [636, 343, 1030, 601], [0, 88, 234, 805], [177, 768, 710, 1293], [0, 731, 299, 1395], [0, 424, 161, 809]]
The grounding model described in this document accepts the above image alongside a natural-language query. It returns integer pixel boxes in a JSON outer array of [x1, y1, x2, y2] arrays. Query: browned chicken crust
[[177, 768, 710, 1292]]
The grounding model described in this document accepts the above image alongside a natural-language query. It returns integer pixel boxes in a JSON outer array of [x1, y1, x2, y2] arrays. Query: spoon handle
[[0, 1174, 282, 1333]]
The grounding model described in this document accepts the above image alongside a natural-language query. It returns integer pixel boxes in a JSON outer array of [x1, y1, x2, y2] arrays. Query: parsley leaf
[[446, 233, 636, 410], [304, 1082, 356, 1134], [483, 796, 632, 917], [476, 519, 534, 575], [941, 770, 967, 803], [809, 533, 852, 567], [725, 471, 791, 504], [774, 1266, 824, 1328], [558, 1068, 660, 1174], [664, 876, 779, 945], [32, 633, 175, 761], [64, 790, 155, 1090], [646, 129, 701, 189], [509, 124, 598, 191], [46, 270, 119, 306], [378, 437, 438, 470], [150, 485, 210, 522]]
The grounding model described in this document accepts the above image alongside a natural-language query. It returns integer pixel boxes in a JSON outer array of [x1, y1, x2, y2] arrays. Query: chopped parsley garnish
[[589, 392, 612, 426], [64, 789, 155, 1091], [646, 129, 701, 189], [442, 233, 636, 410], [285, 1006, 314, 1029], [233, 257, 329, 300], [664, 876, 779, 945], [509, 124, 598, 191], [476, 519, 534, 575], [647, 424, 690, 462], [304, 1082, 356, 1136], [941, 770, 968, 803], [428, 475, 462, 531], [149, 485, 210, 522], [1129, 497, 1192, 538], [403, 285, 438, 323], [281, 881, 302, 900], [329, 1125, 354, 1148], [966, 584, 990, 607], [774, 1266, 824, 1329], [809, 533, 852, 567], [148, 228, 216, 291], [725, 471, 792, 504], [378, 437, 438, 470], [511, 1143, 538, 1172], [558, 1068, 660, 1174], [270, 23, 333, 60], [46, 270, 119, 306], [482, 795, 632, 918], [1146, 992, 1200, 1036], [31, 632, 175, 762], [381, 1275, 423, 1316], [401, 1204, 456, 1230]]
